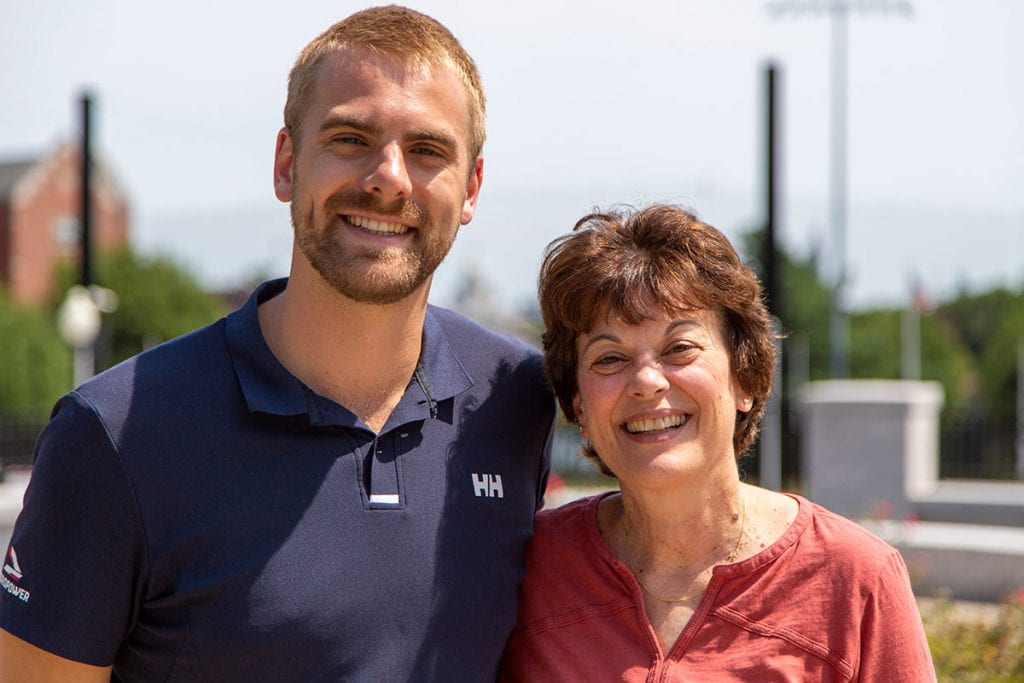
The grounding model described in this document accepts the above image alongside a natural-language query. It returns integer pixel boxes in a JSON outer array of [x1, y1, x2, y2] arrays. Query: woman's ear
[[573, 395, 588, 438]]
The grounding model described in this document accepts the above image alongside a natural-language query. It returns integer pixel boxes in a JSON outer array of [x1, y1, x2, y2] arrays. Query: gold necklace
[[628, 496, 746, 604]]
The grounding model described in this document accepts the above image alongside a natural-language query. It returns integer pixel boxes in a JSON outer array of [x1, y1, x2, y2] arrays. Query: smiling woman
[[499, 205, 936, 681]]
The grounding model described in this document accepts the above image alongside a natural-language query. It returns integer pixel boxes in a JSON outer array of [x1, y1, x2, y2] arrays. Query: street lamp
[[57, 285, 118, 387]]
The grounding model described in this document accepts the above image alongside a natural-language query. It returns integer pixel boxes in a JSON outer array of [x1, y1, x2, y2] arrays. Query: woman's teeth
[[625, 414, 685, 434]]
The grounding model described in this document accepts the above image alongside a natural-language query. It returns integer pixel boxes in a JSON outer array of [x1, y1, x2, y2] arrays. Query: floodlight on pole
[[766, 0, 912, 378]]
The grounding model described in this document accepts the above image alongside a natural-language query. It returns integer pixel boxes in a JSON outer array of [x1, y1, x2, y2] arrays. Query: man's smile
[[344, 214, 412, 235]]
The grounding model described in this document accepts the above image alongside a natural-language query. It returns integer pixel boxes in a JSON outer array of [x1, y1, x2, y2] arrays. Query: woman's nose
[[628, 360, 670, 398]]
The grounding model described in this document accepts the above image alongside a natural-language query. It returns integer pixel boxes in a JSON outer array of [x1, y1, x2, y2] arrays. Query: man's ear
[[273, 127, 295, 203], [459, 155, 484, 225]]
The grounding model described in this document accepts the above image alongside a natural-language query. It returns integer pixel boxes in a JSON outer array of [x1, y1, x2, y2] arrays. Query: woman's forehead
[[585, 302, 721, 333]]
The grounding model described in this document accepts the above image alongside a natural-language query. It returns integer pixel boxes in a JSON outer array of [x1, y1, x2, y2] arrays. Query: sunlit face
[[273, 48, 483, 304], [573, 308, 751, 487]]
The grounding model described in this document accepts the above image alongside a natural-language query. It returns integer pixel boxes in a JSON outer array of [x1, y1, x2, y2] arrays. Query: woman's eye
[[664, 343, 697, 359], [593, 355, 625, 368]]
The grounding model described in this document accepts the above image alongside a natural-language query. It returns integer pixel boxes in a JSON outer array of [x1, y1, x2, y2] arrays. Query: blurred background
[[1, 1, 1022, 672], [1, 0, 1020, 477]]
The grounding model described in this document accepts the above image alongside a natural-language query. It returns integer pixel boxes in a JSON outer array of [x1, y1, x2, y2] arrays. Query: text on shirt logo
[[471, 473, 504, 498]]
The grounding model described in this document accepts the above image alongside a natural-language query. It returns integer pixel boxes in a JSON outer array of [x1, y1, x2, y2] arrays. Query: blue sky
[[2, 0, 1022, 310]]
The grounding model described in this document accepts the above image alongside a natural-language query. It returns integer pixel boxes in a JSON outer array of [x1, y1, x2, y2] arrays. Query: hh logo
[[471, 473, 504, 498]]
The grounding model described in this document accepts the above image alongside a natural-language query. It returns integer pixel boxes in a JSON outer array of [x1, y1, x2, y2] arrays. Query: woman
[[500, 205, 934, 680]]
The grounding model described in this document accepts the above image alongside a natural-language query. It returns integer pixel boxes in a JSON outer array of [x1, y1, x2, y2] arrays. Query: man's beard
[[291, 187, 460, 305]]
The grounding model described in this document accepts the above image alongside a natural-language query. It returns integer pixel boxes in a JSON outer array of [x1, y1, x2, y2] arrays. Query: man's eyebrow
[[318, 115, 381, 136], [316, 116, 460, 153], [405, 129, 460, 152]]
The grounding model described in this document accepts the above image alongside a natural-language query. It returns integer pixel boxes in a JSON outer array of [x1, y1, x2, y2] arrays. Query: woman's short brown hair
[[538, 204, 777, 475]]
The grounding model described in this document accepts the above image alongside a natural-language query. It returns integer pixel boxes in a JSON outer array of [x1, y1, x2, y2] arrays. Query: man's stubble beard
[[290, 182, 461, 305]]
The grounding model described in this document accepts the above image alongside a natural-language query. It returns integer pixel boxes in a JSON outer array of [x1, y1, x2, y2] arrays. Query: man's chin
[[319, 265, 427, 305]]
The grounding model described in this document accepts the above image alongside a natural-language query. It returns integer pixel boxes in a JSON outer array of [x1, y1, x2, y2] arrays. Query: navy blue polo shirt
[[0, 279, 553, 681]]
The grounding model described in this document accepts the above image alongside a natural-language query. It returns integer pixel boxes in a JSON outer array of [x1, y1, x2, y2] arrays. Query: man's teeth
[[347, 215, 410, 235], [625, 415, 685, 434]]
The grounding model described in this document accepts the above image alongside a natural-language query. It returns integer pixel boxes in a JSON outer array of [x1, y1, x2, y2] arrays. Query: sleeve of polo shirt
[[857, 551, 936, 681], [0, 391, 146, 667]]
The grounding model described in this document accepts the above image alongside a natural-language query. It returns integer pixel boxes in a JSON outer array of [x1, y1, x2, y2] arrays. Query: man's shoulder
[[427, 305, 546, 392], [72, 317, 231, 423], [428, 305, 541, 361]]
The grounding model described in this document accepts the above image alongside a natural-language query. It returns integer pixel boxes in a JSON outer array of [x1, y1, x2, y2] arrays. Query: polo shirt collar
[[225, 278, 473, 426]]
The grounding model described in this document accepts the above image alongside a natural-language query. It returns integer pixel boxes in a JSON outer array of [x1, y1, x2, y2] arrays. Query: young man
[[0, 7, 553, 681]]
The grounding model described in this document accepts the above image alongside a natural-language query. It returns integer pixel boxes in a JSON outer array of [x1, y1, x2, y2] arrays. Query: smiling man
[[0, 7, 553, 681]]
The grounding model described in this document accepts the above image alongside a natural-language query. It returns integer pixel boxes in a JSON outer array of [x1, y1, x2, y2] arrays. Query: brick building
[[0, 142, 129, 305]]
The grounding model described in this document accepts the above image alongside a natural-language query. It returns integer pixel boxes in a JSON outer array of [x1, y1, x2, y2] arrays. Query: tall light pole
[[58, 91, 118, 386], [767, 0, 912, 377]]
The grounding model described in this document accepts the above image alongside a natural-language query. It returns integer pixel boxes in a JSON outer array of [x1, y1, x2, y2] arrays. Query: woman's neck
[[604, 464, 746, 575]]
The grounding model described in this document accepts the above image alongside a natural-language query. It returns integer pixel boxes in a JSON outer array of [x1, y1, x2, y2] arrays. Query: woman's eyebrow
[[580, 332, 620, 355], [665, 318, 703, 334]]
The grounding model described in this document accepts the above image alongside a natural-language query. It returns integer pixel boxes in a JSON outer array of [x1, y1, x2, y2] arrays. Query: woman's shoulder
[[530, 493, 607, 553], [801, 496, 898, 550], [785, 495, 905, 579]]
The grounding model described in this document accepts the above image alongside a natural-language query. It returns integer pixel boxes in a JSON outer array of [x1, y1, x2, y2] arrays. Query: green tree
[[740, 230, 831, 380], [848, 309, 976, 412], [977, 294, 1024, 420], [742, 230, 976, 410], [935, 286, 1024, 419], [0, 292, 72, 419]]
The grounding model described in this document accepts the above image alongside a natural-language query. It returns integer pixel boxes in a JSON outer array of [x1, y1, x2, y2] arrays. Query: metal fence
[[0, 417, 45, 477], [939, 415, 1020, 480]]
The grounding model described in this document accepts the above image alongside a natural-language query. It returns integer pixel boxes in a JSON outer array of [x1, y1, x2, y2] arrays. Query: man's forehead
[[313, 47, 463, 100], [305, 48, 471, 133]]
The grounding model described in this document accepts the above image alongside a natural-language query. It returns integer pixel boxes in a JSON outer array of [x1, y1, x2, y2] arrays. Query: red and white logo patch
[[3, 546, 22, 580], [1, 546, 30, 602]]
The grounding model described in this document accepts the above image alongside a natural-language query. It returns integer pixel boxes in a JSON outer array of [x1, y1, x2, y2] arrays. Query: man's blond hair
[[285, 5, 486, 160]]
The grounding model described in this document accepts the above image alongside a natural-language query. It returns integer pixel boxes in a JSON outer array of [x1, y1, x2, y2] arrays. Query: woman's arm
[[858, 552, 936, 681]]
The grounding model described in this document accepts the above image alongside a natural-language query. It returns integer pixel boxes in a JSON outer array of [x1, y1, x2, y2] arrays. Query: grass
[[922, 596, 1024, 681]]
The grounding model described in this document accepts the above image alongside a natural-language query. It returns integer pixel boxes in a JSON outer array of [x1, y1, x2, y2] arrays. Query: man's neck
[[257, 263, 430, 433]]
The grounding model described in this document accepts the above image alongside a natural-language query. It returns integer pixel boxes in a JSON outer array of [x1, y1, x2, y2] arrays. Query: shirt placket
[[366, 431, 403, 508]]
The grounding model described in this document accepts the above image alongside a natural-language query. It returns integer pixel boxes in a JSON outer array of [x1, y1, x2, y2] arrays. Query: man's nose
[[362, 143, 413, 199], [628, 360, 670, 398]]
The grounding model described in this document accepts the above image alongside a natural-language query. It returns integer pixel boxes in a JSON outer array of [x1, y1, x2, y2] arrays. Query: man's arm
[[0, 629, 111, 683], [0, 393, 146, 672]]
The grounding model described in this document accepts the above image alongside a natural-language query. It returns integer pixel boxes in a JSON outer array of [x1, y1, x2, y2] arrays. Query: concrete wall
[[802, 380, 943, 520], [802, 379, 1024, 601]]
